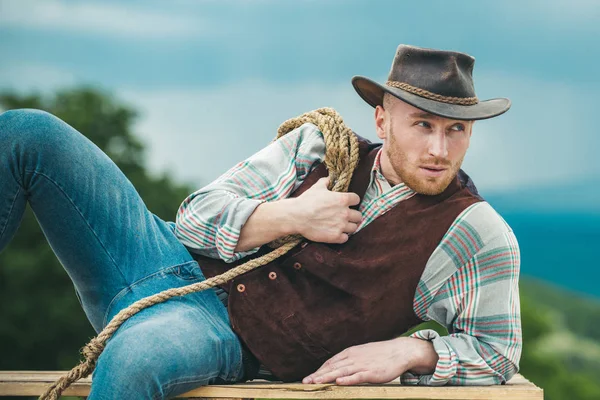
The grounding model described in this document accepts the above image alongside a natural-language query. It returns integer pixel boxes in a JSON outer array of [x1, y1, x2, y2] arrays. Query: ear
[[374, 105, 386, 140]]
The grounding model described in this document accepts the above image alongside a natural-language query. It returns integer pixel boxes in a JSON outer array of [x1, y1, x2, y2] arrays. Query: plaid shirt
[[175, 123, 522, 386]]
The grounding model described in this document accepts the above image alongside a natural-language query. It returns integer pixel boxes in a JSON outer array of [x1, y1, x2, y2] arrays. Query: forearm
[[401, 329, 519, 385], [401, 337, 439, 375], [235, 198, 300, 252]]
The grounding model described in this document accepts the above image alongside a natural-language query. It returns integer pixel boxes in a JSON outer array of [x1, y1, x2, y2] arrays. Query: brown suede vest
[[193, 135, 483, 382]]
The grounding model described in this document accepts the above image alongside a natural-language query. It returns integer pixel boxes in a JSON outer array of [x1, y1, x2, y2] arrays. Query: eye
[[450, 123, 465, 131], [416, 121, 431, 129]]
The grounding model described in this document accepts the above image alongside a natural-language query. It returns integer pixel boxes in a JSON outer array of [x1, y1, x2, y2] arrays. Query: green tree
[[0, 87, 193, 376], [519, 282, 600, 400], [3, 86, 600, 400]]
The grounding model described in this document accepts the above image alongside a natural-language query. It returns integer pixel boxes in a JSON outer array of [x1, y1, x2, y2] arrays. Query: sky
[[0, 0, 599, 212]]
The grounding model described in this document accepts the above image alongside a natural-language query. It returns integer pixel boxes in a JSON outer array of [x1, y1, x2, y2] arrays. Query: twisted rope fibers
[[40, 107, 359, 399]]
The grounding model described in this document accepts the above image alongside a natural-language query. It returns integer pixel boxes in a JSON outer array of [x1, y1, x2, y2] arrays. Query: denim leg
[[89, 262, 245, 400], [0, 109, 195, 332], [0, 109, 245, 397]]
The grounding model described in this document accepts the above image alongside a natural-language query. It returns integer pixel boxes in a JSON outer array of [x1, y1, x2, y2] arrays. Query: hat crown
[[388, 45, 476, 99]]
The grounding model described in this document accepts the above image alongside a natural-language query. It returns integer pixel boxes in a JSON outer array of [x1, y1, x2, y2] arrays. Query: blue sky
[[0, 0, 599, 212]]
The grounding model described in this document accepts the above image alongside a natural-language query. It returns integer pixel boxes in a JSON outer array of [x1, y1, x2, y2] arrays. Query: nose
[[428, 131, 448, 159]]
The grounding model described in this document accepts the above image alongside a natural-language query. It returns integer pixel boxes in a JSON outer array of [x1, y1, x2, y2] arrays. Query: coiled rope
[[40, 107, 359, 399]]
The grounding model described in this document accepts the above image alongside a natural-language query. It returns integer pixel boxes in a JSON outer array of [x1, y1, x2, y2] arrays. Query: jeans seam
[[102, 260, 198, 327], [154, 374, 212, 400], [229, 347, 244, 382], [0, 186, 21, 242], [24, 168, 128, 286]]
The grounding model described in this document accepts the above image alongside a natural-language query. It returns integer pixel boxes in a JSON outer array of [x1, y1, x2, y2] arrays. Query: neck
[[378, 149, 402, 186]]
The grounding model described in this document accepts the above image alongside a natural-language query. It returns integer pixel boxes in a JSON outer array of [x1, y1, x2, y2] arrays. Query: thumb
[[316, 176, 330, 189]]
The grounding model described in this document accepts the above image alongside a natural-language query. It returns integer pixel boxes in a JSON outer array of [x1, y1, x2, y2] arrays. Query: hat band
[[386, 81, 479, 106]]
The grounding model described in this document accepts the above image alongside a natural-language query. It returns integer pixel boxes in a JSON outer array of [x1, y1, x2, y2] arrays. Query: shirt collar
[[371, 147, 416, 196]]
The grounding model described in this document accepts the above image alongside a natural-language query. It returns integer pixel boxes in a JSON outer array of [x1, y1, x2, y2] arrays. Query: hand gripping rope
[[40, 107, 360, 400]]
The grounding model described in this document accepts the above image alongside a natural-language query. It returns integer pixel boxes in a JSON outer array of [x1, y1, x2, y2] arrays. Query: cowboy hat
[[352, 44, 510, 120]]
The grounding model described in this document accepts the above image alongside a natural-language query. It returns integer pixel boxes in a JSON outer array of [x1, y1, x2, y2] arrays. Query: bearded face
[[376, 97, 472, 195]]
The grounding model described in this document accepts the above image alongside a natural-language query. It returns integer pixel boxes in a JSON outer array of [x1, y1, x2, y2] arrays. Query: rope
[[386, 80, 479, 105], [39, 107, 359, 400]]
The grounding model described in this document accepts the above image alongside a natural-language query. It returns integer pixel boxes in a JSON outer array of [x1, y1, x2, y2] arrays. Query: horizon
[[1, 0, 598, 297], [1, 0, 599, 198]]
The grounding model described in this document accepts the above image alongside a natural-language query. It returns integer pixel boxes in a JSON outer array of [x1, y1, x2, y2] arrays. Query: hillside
[[404, 278, 600, 400], [518, 278, 600, 400]]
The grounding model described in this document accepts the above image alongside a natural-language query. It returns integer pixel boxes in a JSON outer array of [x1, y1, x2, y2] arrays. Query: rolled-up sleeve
[[174, 123, 325, 262], [401, 231, 522, 385]]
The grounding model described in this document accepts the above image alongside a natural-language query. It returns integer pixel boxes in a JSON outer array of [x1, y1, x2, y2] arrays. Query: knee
[[90, 327, 211, 399], [89, 319, 239, 400], [0, 109, 84, 170], [0, 108, 69, 147], [90, 336, 164, 399], [0, 108, 57, 131]]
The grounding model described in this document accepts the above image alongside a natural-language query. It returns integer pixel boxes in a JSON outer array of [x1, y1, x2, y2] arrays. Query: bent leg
[[88, 279, 244, 400], [0, 109, 194, 332]]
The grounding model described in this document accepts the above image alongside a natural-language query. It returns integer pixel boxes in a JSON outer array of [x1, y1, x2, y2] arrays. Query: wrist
[[400, 337, 438, 375], [280, 197, 304, 236]]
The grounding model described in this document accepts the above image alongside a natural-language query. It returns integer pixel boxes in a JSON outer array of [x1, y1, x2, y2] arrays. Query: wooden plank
[[0, 371, 543, 399]]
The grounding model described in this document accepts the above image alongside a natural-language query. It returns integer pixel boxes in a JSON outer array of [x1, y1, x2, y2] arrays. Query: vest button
[[268, 272, 277, 280], [293, 262, 302, 270], [237, 284, 246, 293]]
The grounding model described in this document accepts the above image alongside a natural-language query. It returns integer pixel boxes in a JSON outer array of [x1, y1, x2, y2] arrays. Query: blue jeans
[[0, 109, 245, 399]]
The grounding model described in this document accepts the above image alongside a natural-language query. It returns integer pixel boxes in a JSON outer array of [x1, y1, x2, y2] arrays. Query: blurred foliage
[[519, 280, 600, 400], [404, 280, 600, 400], [1, 87, 600, 400], [0, 87, 193, 400]]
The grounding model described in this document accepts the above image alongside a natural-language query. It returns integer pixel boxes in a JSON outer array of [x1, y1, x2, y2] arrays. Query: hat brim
[[351, 76, 510, 121]]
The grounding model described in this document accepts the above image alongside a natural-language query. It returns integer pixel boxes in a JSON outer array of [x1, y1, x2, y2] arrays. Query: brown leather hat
[[352, 44, 510, 120]]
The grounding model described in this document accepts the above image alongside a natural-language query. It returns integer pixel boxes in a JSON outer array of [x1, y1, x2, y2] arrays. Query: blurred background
[[0, 0, 598, 399]]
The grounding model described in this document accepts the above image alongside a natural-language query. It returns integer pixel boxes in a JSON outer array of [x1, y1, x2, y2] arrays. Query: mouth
[[420, 166, 447, 177]]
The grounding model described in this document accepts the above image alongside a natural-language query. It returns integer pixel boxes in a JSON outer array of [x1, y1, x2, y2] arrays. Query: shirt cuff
[[214, 197, 265, 263], [400, 329, 458, 386]]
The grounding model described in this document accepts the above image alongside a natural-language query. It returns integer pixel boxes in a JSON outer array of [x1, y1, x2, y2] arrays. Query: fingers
[[334, 217, 360, 243], [344, 192, 361, 207], [316, 176, 330, 188], [337, 233, 349, 244], [336, 371, 372, 385], [323, 350, 350, 366], [303, 359, 356, 384], [345, 222, 358, 234], [347, 209, 362, 224], [314, 366, 357, 384]]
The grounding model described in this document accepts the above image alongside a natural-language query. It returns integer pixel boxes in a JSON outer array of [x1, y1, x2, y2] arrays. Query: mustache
[[420, 159, 452, 167]]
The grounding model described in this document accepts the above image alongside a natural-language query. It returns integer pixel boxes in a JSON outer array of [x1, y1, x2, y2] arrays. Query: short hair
[[382, 92, 396, 111]]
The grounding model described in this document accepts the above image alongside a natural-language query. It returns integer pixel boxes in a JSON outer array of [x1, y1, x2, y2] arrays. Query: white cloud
[[525, 0, 599, 23], [1, 58, 593, 194], [119, 72, 597, 192], [479, 0, 600, 35], [463, 70, 597, 192], [0, 63, 78, 92], [0, 0, 209, 39], [119, 81, 378, 188]]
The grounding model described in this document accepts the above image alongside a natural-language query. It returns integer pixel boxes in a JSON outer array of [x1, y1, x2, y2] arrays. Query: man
[[0, 44, 521, 399]]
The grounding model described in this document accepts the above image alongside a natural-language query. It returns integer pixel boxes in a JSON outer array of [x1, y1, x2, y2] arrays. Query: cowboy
[[0, 44, 521, 399]]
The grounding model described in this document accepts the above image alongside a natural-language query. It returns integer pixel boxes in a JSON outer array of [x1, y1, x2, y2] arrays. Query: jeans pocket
[[172, 260, 206, 281], [103, 261, 205, 327]]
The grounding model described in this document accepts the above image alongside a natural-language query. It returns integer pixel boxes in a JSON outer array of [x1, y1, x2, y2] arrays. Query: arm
[[304, 230, 521, 386], [174, 123, 362, 261], [233, 198, 298, 252], [303, 335, 438, 385], [236, 176, 361, 252], [175, 123, 325, 262], [401, 231, 522, 385]]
